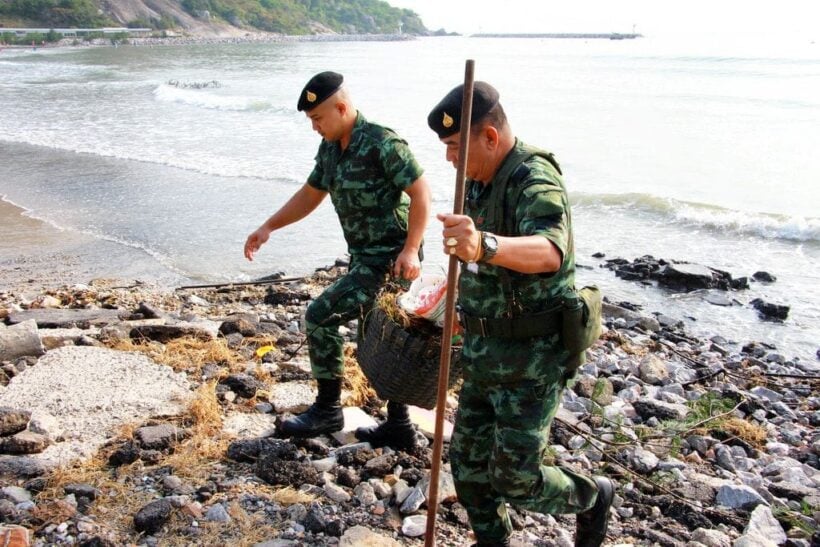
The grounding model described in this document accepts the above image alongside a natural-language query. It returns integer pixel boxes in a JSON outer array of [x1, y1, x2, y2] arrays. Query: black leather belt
[[457, 307, 562, 339]]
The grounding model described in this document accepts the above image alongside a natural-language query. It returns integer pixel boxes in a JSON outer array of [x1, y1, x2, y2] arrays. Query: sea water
[[0, 34, 818, 360]]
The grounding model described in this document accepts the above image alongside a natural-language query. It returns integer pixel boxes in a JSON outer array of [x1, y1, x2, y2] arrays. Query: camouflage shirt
[[459, 139, 576, 384], [307, 112, 424, 262]]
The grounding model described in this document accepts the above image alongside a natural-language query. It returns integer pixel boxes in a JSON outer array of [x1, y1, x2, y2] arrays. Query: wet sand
[[0, 198, 185, 292]]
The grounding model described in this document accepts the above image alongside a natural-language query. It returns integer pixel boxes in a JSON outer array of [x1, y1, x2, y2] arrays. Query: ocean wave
[[152, 84, 276, 112], [574, 192, 820, 243], [0, 137, 306, 184]]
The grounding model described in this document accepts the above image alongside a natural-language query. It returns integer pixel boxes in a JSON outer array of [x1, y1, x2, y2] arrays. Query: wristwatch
[[479, 231, 498, 263]]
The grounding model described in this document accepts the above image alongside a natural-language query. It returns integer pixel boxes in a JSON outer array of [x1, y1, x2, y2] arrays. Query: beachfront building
[[2, 27, 152, 38]]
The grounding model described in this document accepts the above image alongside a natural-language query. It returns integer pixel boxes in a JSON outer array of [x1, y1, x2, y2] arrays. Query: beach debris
[[166, 79, 221, 89], [0, 262, 816, 546]]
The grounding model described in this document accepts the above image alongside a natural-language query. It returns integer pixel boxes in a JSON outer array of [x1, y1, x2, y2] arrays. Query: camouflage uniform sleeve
[[380, 137, 424, 191], [515, 166, 570, 257], [306, 144, 328, 191]]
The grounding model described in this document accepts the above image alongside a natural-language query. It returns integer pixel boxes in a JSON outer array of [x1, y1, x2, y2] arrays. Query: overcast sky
[[385, 0, 820, 37]]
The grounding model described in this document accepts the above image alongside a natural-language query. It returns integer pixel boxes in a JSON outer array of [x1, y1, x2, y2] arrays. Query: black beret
[[297, 71, 344, 112], [427, 81, 500, 139]]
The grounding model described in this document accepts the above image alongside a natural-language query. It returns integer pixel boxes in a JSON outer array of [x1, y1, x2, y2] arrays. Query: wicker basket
[[357, 306, 462, 409]]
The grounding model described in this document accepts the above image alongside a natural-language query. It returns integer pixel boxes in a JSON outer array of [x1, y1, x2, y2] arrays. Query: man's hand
[[393, 247, 421, 280], [244, 226, 272, 261], [437, 213, 481, 263]]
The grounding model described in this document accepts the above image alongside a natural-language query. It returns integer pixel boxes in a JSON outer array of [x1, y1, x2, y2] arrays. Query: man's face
[[306, 99, 343, 142], [441, 130, 488, 181]]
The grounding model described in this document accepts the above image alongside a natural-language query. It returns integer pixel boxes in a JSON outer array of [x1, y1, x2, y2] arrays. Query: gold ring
[[448, 247, 457, 255], [446, 237, 458, 247]]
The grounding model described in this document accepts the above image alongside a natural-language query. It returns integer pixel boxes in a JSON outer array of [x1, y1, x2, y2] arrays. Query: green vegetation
[[180, 0, 426, 34], [0, 0, 428, 36], [1, 30, 62, 45], [0, 0, 113, 28]]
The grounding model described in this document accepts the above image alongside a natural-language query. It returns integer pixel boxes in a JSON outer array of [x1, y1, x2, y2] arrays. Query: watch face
[[482, 232, 498, 261]]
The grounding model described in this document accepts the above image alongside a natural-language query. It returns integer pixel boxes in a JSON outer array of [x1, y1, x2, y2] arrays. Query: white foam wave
[[575, 193, 820, 243], [153, 84, 273, 112], [674, 204, 820, 243]]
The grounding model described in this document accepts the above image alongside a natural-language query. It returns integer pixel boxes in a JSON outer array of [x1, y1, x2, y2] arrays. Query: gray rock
[[401, 514, 427, 537], [0, 431, 50, 454], [135, 424, 190, 450], [133, 498, 173, 534], [27, 412, 63, 441], [629, 446, 660, 474], [226, 438, 262, 462], [0, 320, 45, 361], [739, 504, 787, 545], [136, 302, 166, 320], [393, 479, 412, 504], [323, 481, 351, 503], [419, 470, 458, 504], [750, 386, 783, 403], [64, 484, 99, 500], [339, 525, 400, 546], [219, 316, 257, 337], [715, 445, 736, 472], [633, 398, 690, 421], [353, 483, 378, 506], [205, 503, 231, 523], [1, 486, 32, 504], [752, 271, 776, 283], [689, 528, 731, 547], [602, 303, 660, 332], [0, 456, 50, 479], [657, 262, 716, 290], [368, 478, 392, 499], [399, 486, 425, 514], [311, 456, 337, 473], [715, 484, 768, 510], [302, 506, 326, 533], [221, 373, 261, 399], [0, 407, 31, 436], [364, 453, 396, 477], [638, 354, 670, 385]]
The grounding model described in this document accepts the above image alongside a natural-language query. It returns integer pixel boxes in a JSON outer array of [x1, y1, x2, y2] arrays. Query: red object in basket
[[413, 282, 447, 316]]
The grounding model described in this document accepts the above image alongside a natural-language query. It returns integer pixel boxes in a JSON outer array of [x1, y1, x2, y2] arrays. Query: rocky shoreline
[[0, 261, 818, 546], [0, 32, 418, 51]]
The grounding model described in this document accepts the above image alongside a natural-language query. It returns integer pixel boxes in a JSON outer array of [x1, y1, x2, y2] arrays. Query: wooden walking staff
[[424, 59, 475, 547]]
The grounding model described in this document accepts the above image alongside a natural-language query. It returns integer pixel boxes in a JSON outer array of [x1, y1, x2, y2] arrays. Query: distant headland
[[472, 32, 642, 40]]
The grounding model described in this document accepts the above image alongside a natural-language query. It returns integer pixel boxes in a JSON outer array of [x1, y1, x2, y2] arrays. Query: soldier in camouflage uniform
[[245, 72, 431, 448], [428, 82, 614, 547]]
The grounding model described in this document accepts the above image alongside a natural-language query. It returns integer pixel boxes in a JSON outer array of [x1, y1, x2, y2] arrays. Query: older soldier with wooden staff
[[424, 60, 475, 547], [427, 77, 614, 547]]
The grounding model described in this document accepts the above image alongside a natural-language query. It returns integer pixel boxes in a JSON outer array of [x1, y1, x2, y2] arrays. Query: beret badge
[[442, 112, 454, 128], [306, 90, 317, 103]]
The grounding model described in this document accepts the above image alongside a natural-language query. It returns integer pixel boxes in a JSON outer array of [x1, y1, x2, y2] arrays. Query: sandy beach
[[0, 198, 187, 293]]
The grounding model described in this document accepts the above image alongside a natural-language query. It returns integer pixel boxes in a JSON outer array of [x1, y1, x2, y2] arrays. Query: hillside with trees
[[0, 0, 428, 36]]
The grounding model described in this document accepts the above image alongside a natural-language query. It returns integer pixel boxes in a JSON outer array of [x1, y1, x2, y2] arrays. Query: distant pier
[[472, 33, 642, 40]]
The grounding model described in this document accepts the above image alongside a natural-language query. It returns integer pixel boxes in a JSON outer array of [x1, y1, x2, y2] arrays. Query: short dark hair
[[471, 102, 507, 135]]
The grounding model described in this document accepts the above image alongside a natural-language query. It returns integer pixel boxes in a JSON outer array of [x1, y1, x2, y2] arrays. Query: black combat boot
[[575, 476, 615, 547], [278, 378, 344, 438], [354, 401, 417, 451]]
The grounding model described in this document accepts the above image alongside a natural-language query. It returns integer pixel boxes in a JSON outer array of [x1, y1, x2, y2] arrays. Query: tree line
[[0, 0, 428, 35]]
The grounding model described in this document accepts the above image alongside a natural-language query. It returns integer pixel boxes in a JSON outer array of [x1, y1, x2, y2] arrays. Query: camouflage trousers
[[305, 259, 391, 380], [450, 376, 599, 543]]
